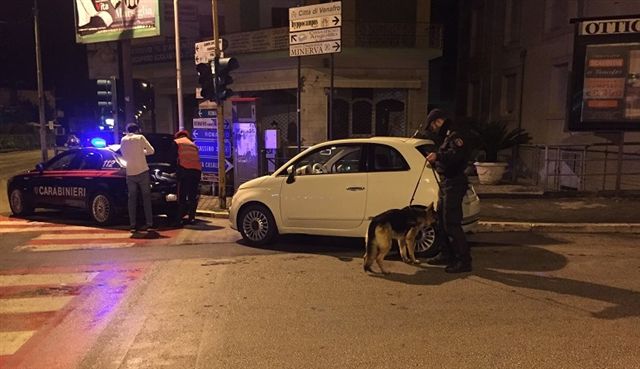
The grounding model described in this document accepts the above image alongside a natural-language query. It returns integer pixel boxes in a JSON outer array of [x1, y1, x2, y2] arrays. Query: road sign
[[289, 40, 341, 57], [289, 2, 342, 57], [289, 2, 341, 21], [192, 128, 231, 140], [289, 27, 341, 45], [198, 141, 232, 158], [200, 157, 234, 173], [194, 39, 224, 64], [289, 15, 341, 32]]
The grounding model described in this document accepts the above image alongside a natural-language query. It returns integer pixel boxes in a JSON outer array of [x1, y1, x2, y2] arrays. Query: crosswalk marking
[[0, 226, 92, 233], [16, 242, 137, 252], [0, 296, 75, 314], [34, 233, 133, 240], [0, 272, 98, 287], [0, 331, 35, 356]]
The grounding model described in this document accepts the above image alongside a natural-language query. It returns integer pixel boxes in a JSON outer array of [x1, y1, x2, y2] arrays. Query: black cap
[[426, 109, 447, 125]]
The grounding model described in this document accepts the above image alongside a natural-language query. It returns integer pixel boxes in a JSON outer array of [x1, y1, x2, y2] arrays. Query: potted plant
[[472, 121, 531, 185]]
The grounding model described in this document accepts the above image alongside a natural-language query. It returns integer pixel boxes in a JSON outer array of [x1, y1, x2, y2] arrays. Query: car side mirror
[[35, 163, 44, 173], [286, 168, 296, 184]]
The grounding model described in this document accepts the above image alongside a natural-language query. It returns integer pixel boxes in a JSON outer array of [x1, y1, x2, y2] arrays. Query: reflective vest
[[175, 137, 202, 171]]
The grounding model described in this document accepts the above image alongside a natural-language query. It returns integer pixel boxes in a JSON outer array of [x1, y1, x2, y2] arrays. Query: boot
[[426, 253, 454, 266], [445, 260, 472, 273]]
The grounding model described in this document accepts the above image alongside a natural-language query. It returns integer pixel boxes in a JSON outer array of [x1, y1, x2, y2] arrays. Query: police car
[[229, 137, 481, 257], [7, 134, 179, 225]]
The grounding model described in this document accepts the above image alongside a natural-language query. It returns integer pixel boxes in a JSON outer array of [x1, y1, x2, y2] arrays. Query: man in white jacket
[[120, 123, 155, 232]]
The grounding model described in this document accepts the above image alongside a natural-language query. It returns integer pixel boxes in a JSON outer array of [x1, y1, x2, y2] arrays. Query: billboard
[[74, 0, 161, 44], [569, 16, 640, 131]]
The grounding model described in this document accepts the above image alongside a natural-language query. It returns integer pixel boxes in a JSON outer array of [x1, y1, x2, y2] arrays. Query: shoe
[[426, 254, 454, 266], [140, 225, 156, 232], [130, 227, 137, 233], [445, 261, 472, 273]]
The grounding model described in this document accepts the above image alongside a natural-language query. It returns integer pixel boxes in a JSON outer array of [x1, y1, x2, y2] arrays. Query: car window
[[416, 143, 437, 156], [77, 151, 104, 170], [45, 151, 78, 171], [290, 144, 363, 175], [370, 144, 409, 172], [100, 150, 123, 169]]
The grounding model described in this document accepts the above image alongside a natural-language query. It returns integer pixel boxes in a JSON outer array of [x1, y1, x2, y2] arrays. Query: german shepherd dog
[[363, 204, 437, 274]]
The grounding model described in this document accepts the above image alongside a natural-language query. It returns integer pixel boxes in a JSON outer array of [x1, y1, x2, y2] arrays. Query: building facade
[[455, 0, 640, 190], [88, 0, 441, 151]]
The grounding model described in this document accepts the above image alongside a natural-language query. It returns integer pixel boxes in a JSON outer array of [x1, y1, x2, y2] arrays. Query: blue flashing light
[[91, 137, 107, 148]]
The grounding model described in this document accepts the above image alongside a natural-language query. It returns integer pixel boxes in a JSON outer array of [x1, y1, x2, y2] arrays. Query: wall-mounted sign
[[569, 15, 640, 131], [74, 0, 161, 44]]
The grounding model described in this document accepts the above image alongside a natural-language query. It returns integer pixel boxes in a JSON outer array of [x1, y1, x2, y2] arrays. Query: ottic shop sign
[[580, 18, 640, 36]]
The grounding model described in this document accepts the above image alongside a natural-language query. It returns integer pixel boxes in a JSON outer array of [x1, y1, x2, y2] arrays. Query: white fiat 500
[[229, 137, 480, 257]]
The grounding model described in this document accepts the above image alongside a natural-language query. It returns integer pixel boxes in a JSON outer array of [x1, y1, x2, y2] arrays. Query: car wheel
[[414, 224, 443, 258], [9, 188, 34, 216], [89, 192, 116, 225], [238, 204, 278, 246]]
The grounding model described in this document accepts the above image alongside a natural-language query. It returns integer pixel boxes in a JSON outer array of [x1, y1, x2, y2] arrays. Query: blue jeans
[[126, 171, 153, 229]]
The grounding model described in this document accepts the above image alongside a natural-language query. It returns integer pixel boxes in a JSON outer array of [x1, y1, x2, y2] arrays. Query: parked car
[[7, 134, 179, 225], [229, 137, 480, 257]]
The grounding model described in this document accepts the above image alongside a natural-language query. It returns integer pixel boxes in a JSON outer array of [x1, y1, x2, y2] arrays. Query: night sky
[[0, 0, 92, 115]]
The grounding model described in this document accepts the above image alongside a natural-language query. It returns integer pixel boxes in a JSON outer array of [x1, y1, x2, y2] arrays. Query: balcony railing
[[222, 22, 443, 55]]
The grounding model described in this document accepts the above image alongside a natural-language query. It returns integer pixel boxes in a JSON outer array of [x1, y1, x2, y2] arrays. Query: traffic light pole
[[174, 0, 185, 131], [33, 0, 47, 162], [212, 0, 226, 209]]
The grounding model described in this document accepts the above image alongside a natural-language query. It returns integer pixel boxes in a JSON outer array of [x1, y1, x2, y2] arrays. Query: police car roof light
[[91, 137, 107, 148]]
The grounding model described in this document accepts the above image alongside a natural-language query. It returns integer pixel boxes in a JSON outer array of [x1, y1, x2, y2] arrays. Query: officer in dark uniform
[[424, 109, 472, 273]]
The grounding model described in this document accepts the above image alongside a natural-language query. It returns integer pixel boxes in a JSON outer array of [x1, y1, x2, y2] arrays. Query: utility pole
[[33, 0, 47, 162], [174, 0, 185, 131], [212, 0, 226, 209]]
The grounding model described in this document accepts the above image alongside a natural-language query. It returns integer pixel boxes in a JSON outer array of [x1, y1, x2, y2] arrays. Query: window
[[291, 144, 363, 175], [370, 144, 409, 172], [504, 0, 521, 45], [352, 101, 373, 135], [45, 151, 78, 171], [549, 63, 568, 117], [501, 73, 518, 115], [77, 151, 104, 170]]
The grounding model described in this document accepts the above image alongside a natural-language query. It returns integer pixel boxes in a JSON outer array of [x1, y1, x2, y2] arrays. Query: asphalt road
[[1, 218, 638, 369]]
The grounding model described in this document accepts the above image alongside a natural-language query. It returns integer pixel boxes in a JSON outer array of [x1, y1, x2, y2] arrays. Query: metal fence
[[518, 142, 640, 192]]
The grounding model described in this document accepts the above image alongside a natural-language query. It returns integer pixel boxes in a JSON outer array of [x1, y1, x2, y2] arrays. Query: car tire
[[238, 204, 278, 246], [89, 192, 116, 225], [9, 188, 34, 216], [413, 224, 444, 258]]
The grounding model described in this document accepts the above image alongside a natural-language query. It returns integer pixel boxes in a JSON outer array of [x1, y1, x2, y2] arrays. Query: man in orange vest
[[174, 130, 202, 225]]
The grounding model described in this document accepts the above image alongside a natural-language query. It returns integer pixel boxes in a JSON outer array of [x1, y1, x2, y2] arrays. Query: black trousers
[[437, 178, 471, 264], [177, 168, 201, 221]]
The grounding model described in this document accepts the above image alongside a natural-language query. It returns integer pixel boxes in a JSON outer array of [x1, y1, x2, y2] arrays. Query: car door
[[364, 144, 420, 217], [30, 150, 81, 208], [279, 143, 367, 230], [61, 149, 106, 208]]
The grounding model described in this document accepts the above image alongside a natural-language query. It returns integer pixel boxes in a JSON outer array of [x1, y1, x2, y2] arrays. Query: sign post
[[289, 2, 342, 141]]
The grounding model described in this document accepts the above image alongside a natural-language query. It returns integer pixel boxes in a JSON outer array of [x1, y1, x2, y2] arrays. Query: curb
[[477, 221, 640, 234], [197, 210, 640, 234]]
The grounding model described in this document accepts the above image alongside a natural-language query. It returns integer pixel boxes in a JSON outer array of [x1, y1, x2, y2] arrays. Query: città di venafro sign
[[580, 18, 640, 36]]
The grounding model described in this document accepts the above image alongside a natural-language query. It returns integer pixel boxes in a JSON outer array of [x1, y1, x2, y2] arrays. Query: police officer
[[174, 130, 202, 225], [424, 109, 472, 273]]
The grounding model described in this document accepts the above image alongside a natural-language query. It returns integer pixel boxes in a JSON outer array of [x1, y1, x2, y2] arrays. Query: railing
[[518, 142, 640, 192]]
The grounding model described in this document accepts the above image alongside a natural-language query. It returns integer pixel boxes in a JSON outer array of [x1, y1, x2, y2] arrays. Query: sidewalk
[[196, 182, 640, 234]]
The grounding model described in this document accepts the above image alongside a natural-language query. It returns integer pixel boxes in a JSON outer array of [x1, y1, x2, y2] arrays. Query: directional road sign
[[289, 1, 342, 57], [289, 27, 341, 45], [200, 157, 233, 173], [194, 39, 224, 64], [289, 40, 341, 57]]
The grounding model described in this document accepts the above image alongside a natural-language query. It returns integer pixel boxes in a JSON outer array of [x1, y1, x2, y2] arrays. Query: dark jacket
[[435, 122, 472, 181]]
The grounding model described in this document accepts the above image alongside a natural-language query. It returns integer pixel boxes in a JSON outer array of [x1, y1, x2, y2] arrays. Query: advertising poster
[[74, 0, 161, 44], [582, 43, 640, 122]]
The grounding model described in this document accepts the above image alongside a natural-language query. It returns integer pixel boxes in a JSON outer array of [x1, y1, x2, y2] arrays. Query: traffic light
[[213, 56, 239, 102], [96, 78, 117, 112], [196, 62, 215, 101]]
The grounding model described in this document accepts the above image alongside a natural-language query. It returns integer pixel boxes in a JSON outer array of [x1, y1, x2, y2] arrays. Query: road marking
[[0, 331, 35, 355], [35, 233, 132, 240], [16, 243, 137, 252], [0, 226, 92, 233], [0, 272, 98, 287], [0, 296, 75, 314]]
